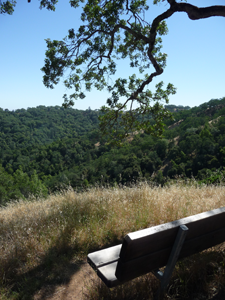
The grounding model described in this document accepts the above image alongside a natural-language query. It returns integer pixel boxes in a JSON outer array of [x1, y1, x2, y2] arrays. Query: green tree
[[41, 1, 225, 141], [2, 1, 225, 141], [0, 0, 57, 15], [200, 123, 213, 139], [29, 171, 48, 198], [13, 167, 31, 198], [0, 164, 14, 205]]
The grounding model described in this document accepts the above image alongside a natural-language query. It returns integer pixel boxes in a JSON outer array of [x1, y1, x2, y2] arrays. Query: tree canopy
[[1, 98, 225, 205], [2, 1, 225, 141], [0, 1, 57, 14]]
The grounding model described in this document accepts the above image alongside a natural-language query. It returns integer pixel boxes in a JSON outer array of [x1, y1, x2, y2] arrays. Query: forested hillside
[[1, 97, 225, 205], [0, 106, 99, 149]]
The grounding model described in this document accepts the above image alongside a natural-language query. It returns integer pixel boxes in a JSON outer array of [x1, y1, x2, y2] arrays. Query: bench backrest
[[116, 207, 225, 282]]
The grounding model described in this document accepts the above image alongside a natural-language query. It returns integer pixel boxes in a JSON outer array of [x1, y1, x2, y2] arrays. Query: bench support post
[[153, 224, 189, 297]]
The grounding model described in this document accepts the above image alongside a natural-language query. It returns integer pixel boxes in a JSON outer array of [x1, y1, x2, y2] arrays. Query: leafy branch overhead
[[0, 0, 58, 14], [2, 1, 225, 141], [41, 0, 225, 141]]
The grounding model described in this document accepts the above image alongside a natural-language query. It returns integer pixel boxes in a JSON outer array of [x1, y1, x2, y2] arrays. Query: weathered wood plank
[[97, 262, 119, 288], [119, 207, 225, 261], [116, 227, 225, 282], [87, 244, 122, 269]]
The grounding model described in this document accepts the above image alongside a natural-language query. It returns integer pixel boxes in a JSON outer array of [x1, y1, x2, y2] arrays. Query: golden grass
[[1, 181, 225, 299]]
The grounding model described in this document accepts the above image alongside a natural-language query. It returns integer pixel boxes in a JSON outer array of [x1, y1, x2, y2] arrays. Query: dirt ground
[[33, 262, 96, 300], [32, 261, 225, 300], [32, 246, 225, 300]]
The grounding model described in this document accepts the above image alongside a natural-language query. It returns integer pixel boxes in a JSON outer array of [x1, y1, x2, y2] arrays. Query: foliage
[[0, 105, 99, 149], [0, 0, 57, 14], [2, 1, 225, 141], [40, 0, 178, 141], [0, 105, 100, 204], [1, 97, 225, 205], [40, 0, 225, 141]]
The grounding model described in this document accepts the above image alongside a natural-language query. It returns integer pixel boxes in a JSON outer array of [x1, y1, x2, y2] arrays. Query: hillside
[[1, 183, 225, 299], [0, 106, 100, 149], [1, 97, 225, 205]]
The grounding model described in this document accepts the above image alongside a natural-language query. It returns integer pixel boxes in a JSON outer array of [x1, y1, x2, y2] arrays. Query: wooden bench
[[87, 206, 225, 292]]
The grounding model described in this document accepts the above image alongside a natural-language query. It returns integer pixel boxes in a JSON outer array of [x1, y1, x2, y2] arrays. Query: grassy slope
[[1, 182, 225, 299]]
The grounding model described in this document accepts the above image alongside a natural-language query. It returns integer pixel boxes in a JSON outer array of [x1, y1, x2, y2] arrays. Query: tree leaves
[[41, 1, 178, 142], [3, 0, 225, 142], [0, 0, 58, 14], [0, 0, 16, 14]]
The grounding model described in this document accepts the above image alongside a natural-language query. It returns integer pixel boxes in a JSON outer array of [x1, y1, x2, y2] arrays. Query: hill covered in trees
[[1, 97, 225, 205], [0, 105, 99, 149]]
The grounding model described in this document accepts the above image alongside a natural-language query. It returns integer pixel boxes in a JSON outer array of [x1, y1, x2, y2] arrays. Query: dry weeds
[[0, 182, 225, 299]]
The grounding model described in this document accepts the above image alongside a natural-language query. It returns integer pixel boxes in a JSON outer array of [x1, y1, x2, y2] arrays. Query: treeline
[[0, 105, 99, 151], [1, 99, 225, 205], [0, 105, 100, 204]]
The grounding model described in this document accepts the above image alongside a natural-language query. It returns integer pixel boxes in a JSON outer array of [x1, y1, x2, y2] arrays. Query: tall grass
[[1, 181, 225, 299]]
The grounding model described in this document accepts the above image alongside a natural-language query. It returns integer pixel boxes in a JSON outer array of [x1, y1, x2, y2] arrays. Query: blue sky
[[0, 0, 224, 111]]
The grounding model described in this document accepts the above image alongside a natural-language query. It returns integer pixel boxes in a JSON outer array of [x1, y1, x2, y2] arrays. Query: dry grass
[[1, 181, 225, 299]]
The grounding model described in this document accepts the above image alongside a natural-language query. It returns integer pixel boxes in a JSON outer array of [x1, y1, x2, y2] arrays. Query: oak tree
[[41, 0, 225, 141], [0, 0, 57, 14], [2, 1, 225, 141]]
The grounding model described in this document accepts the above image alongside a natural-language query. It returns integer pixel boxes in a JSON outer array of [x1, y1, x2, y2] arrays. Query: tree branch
[[171, 2, 225, 20]]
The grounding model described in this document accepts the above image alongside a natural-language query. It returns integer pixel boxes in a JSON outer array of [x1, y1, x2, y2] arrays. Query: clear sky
[[0, 0, 224, 111]]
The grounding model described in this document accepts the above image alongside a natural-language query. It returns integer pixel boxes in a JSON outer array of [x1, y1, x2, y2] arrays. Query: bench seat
[[88, 245, 121, 287]]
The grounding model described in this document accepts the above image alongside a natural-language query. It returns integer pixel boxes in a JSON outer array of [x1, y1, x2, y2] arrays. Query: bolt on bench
[[87, 206, 225, 292]]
